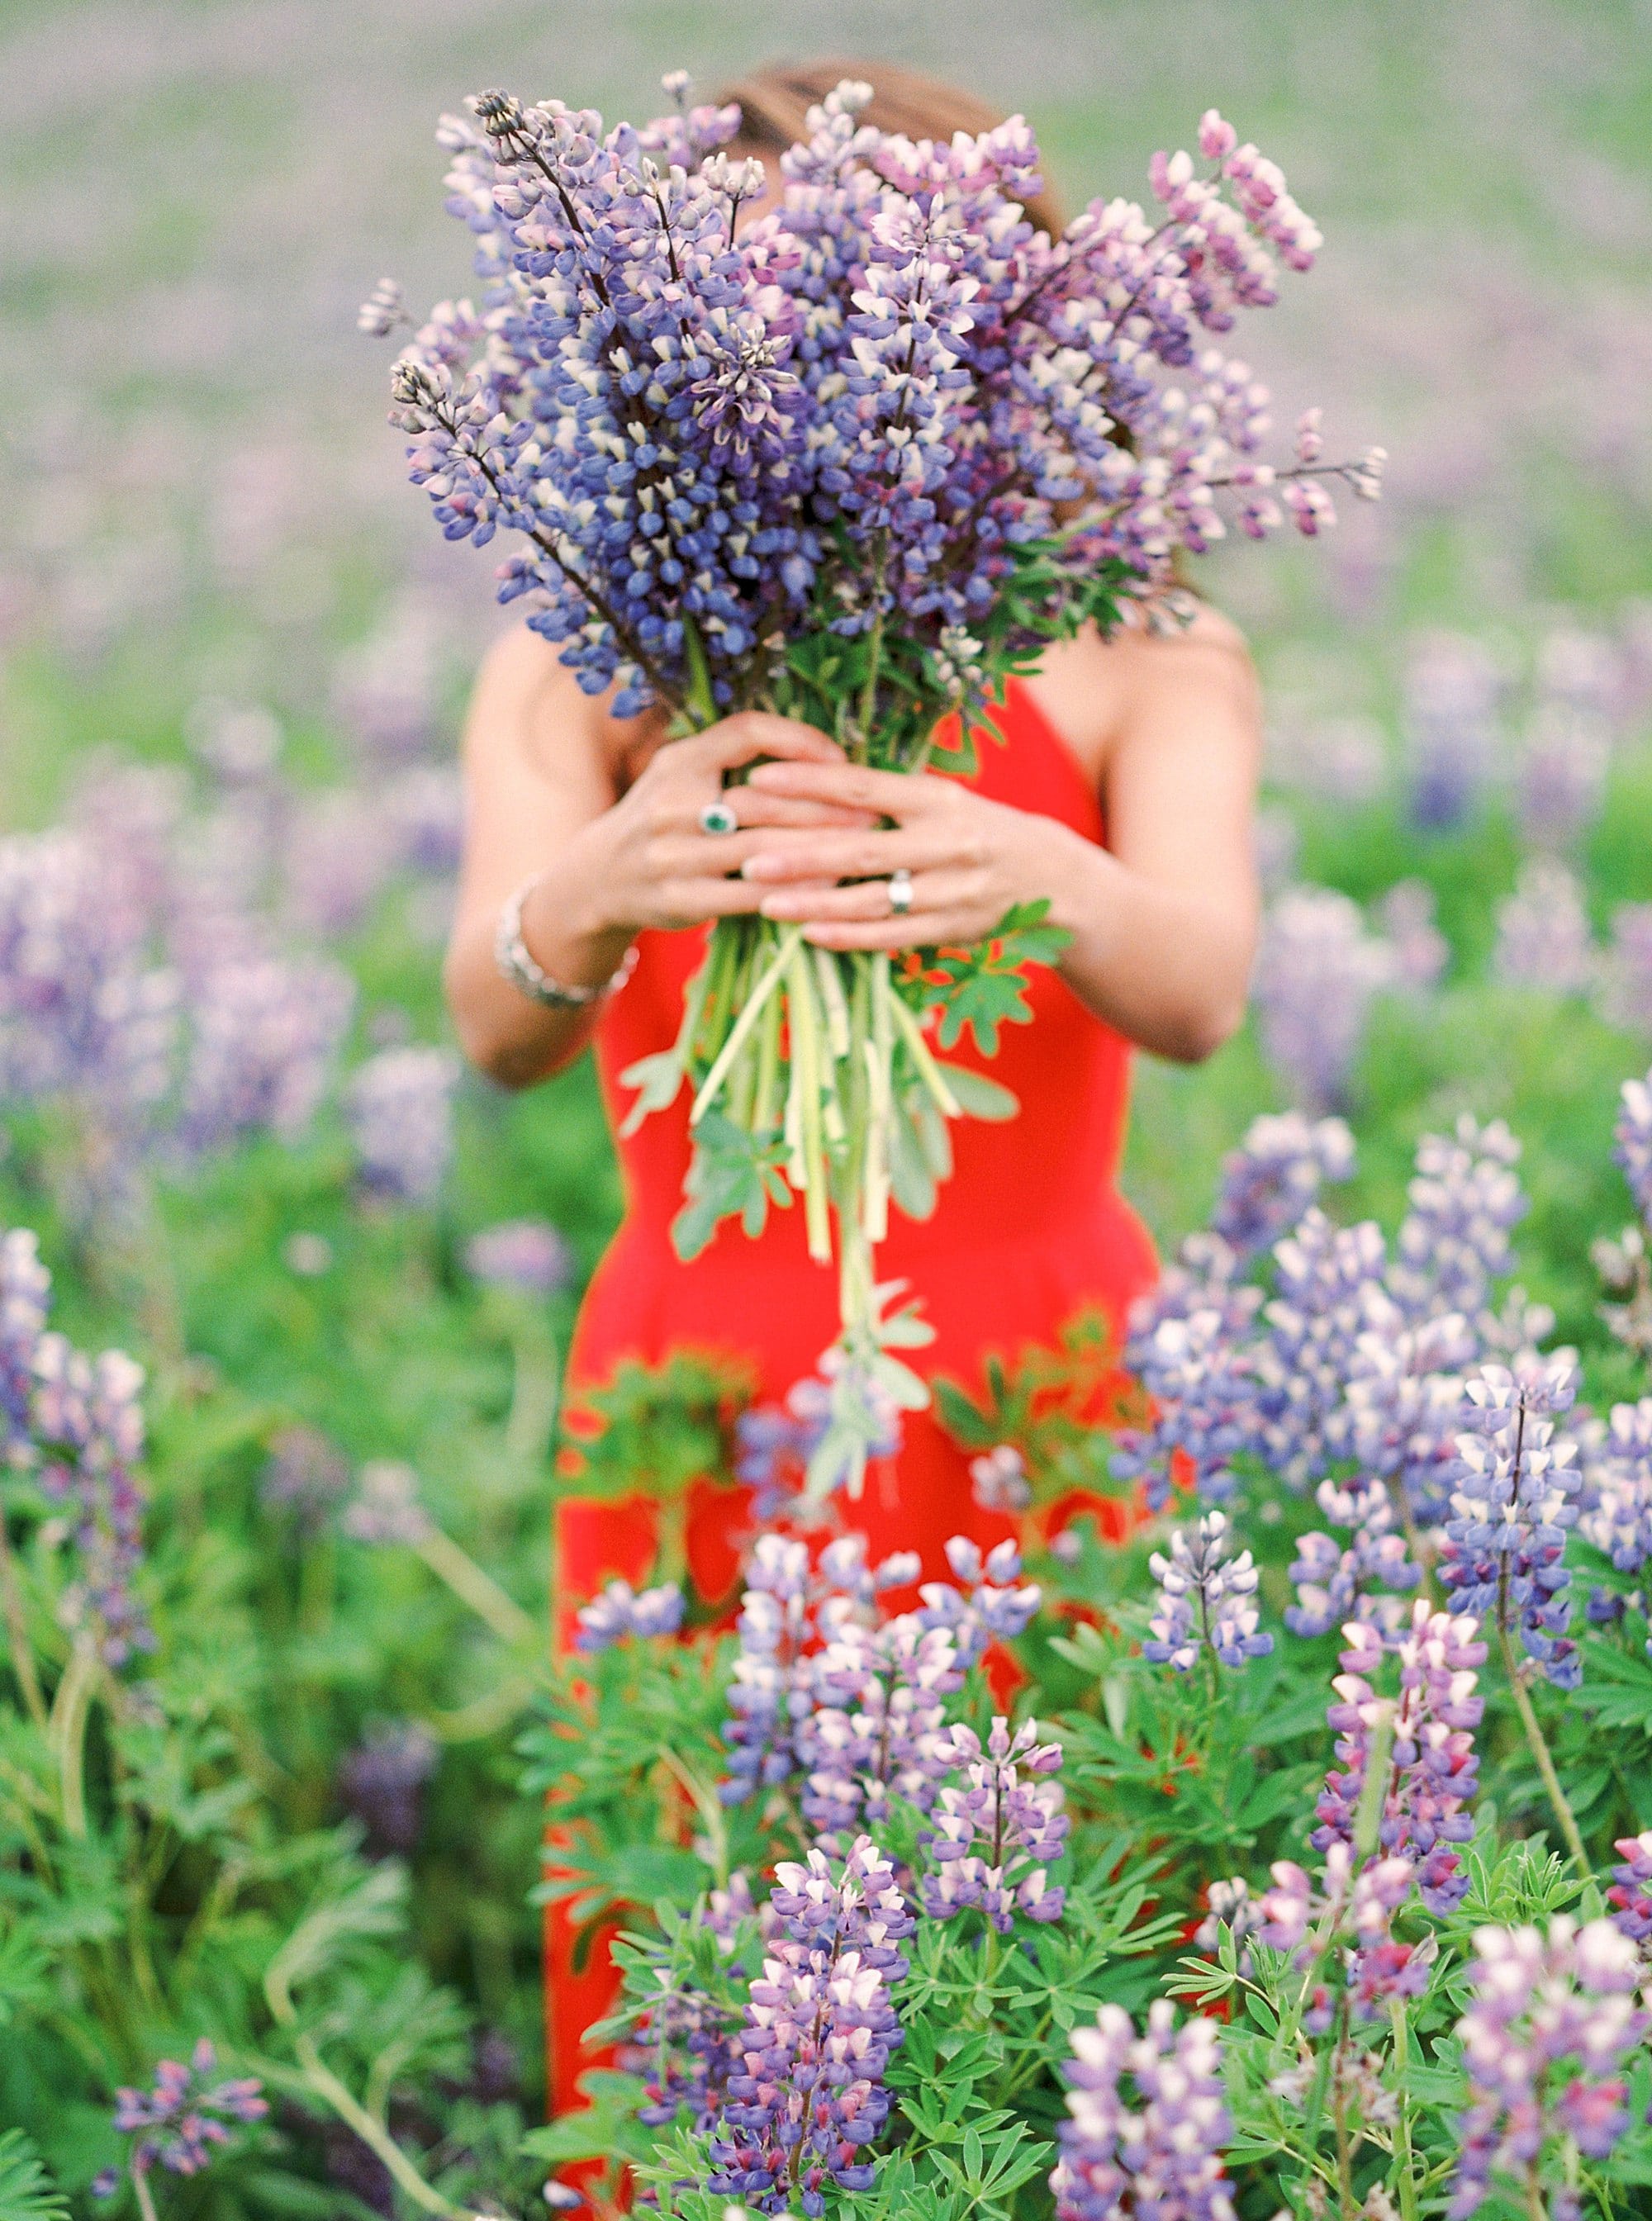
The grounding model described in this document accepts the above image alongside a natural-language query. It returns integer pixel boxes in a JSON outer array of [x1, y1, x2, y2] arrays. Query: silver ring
[[698, 798, 738, 836], [888, 868, 914, 917]]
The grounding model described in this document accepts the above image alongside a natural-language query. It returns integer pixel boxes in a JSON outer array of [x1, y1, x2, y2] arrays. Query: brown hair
[[717, 59, 1069, 241]]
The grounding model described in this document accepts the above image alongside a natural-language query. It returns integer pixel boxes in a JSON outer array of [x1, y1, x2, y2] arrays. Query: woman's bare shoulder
[[1022, 604, 1255, 770], [463, 624, 651, 790]]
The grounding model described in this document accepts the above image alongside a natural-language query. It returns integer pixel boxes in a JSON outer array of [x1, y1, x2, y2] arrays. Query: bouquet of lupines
[[379, 74, 1383, 1494]]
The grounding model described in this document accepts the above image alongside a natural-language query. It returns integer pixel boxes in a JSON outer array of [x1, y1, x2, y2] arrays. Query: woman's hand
[[733, 757, 1088, 950], [552, 714, 875, 942]]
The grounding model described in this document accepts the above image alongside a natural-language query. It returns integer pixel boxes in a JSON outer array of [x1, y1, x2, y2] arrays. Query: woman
[[444, 61, 1262, 2118]]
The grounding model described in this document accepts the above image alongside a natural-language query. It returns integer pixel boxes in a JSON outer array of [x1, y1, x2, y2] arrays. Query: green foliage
[[0, 2134, 69, 2221], [916, 901, 1074, 1057]]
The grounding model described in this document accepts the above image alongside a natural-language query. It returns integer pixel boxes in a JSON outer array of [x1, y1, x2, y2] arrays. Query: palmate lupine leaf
[[921, 902, 1073, 1056], [0, 2133, 69, 2221]]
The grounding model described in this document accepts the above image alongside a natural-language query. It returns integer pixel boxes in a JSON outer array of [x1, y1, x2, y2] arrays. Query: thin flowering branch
[[708, 1835, 914, 2211], [1450, 1919, 1648, 2220], [1051, 1999, 1237, 2221], [1144, 1509, 1273, 1673], [919, 1716, 1069, 1932]]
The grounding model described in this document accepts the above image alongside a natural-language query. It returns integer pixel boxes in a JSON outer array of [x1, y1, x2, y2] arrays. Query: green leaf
[[933, 1065, 1020, 1121], [618, 1049, 686, 1137], [0, 2133, 69, 2221], [919, 900, 1073, 1056]]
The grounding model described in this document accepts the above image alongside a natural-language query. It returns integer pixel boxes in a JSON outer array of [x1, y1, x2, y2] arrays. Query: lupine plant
[[524, 1078, 1652, 2220], [377, 70, 1383, 1497]]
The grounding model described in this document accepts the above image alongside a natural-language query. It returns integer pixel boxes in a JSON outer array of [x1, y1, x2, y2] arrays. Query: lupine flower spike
[[1144, 1510, 1272, 1672]]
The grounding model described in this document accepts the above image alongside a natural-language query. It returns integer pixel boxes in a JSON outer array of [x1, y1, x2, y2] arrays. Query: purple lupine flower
[[1051, 2000, 1235, 2221], [1284, 1478, 1422, 1639], [968, 1442, 1033, 1513], [1387, 1116, 1526, 1331], [800, 1614, 961, 1844], [33, 1335, 153, 1668], [1450, 1920, 1648, 2219], [735, 1363, 899, 1525], [573, 1578, 686, 1653], [1439, 1360, 1583, 1687], [329, 600, 446, 764], [635, 1978, 748, 2133], [920, 1716, 1068, 1931], [0, 1227, 50, 1457], [0, 829, 178, 1136], [918, 1535, 1041, 1668], [1209, 1109, 1355, 1262], [464, 1217, 572, 1298], [337, 1721, 439, 1857], [1492, 860, 1595, 994], [1251, 886, 1396, 1114], [1257, 1844, 1422, 2026], [345, 1045, 459, 1203], [177, 953, 354, 1156], [1616, 1068, 1652, 1228], [1578, 1402, 1652, 1640], [385, 765, 466, 876], [1517, 695, 1611, 852], [1193, 1876, 1260, 1965], [1341, 1333, 1475, 1533], [720, 1534, 815, 1803], [1607, 1832, 1652, 1948], [1252, 1209, 1390, 1486], [390, 79, 1374, 724], [342, 1459, 434, 1545], [1377, 879, 1450, 990], [259, 1422, 352, 1535], [281, 788, 398, 940], [1577, 1394, 1652, 1637], [1144, 1510, 1271, 1673], [1401, 630, 1502, 831], [708, 1836, 913, 2212], [1114, 1242, 1265, 1512], [786, 1355, 905, 1516], [705, 1868, 764, 1953], [1313, 1603, 1485, 1914], [1600, 904, 1652, 1035], [103, 2039, 267, 2185]]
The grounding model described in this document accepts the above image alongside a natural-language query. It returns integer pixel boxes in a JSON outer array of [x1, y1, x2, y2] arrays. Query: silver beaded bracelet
[[494, 877, 638, 1009]]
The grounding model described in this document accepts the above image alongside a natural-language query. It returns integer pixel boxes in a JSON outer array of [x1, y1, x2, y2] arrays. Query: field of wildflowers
[[3, 1, 1652, 2215]]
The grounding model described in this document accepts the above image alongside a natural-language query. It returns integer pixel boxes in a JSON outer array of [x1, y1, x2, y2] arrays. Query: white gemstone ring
[[888, 868, 914, 917], [699, 798, 738, 836]]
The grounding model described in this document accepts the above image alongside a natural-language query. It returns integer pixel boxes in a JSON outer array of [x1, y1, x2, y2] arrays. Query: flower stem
[[0, 1510, 47, 1731], [415, 1530, 538, 1649], [49, 1637, 98, 1838], [295, 2033, 477, 2219], [691, 923, 802, 1125], [1495, 1619, 1590, 1874], [1389, 1998, 1421, 2221], [885, 988, 960, 1117], [505, 1317, 561, 1466]]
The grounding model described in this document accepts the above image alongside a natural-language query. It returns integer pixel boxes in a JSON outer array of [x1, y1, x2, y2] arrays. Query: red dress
[[546, 677, 1158, 2116]]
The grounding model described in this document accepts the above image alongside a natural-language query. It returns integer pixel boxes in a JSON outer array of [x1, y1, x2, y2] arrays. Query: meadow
[[2, 2, 1652, 2214]]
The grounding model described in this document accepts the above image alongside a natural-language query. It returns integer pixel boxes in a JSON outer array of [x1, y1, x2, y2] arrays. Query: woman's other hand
[[734, 759, 1081, 952], [444, 629, 875, 1088], [563, 713, 871, 941]]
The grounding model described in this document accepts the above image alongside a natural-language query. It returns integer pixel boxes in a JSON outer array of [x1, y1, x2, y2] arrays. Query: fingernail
[[742, 856, 781, 880], [760, 895, 800, 918]]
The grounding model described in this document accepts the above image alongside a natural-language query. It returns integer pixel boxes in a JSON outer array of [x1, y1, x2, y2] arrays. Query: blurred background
[[3, 0, 1652, 2204]]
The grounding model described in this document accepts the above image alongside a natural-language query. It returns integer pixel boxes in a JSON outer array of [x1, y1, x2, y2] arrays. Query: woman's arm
[[444, 629, 871, 1089], [729, 610, 1263, 1065]]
